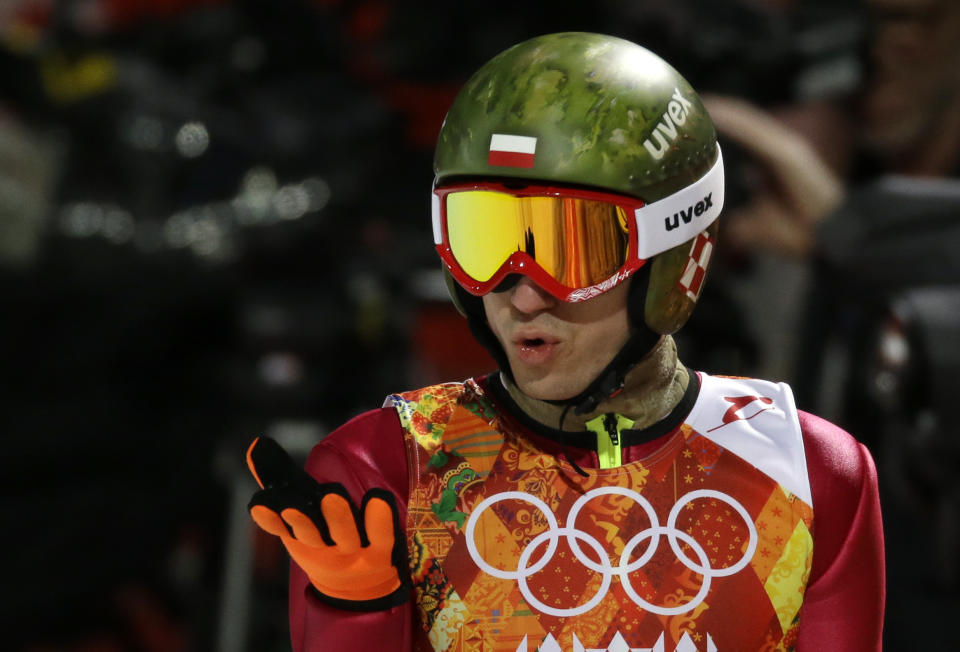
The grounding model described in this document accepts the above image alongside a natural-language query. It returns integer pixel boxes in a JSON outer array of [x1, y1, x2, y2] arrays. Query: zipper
[[586, 413, 635, 469]]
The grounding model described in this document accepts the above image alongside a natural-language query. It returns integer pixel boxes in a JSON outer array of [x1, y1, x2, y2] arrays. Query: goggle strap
[[632, 146, 724, 259], [431, 194, 443, 245]]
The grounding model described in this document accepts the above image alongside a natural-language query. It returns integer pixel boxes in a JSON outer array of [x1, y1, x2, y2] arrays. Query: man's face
[[482, 276, 631, 401]]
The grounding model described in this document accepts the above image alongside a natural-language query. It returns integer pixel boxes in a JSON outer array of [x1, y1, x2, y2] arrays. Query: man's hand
[[703, 94, 846, 258], [246, 437, 409, 609]]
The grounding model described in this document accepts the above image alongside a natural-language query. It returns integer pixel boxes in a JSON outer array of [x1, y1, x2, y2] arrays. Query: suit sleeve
[[796, 410, 885, 652], [288, 407, 415, 652]]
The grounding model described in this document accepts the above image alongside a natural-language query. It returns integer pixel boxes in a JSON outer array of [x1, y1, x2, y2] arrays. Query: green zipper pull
[[603, 414, 619, 446], [586, 413, 635, 469]]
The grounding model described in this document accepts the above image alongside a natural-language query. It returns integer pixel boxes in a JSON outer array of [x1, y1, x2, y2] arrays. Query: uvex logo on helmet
[[664, 192, 714, 232], [642, 88, 694, 160]]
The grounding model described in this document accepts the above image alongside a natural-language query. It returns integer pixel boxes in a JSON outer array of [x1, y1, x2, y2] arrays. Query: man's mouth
[[513, 334, 559, 365]]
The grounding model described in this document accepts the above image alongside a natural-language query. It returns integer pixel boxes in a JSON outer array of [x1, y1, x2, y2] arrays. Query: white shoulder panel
[[685, 373, 812, 506]]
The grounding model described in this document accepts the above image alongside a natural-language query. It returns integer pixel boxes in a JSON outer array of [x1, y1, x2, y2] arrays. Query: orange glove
[[246, 437, 410, 610]]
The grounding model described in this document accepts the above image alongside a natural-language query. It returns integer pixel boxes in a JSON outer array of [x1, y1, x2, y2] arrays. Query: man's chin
[[512, 372, 584, 404]]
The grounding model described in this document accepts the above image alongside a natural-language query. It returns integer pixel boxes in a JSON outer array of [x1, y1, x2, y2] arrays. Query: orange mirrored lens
[[446, 190, 629, 288]]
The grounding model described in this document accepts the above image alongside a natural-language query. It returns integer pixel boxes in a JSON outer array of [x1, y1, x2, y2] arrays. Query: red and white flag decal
[[678, 232, 714, 301], [488, 134, 537, 168]]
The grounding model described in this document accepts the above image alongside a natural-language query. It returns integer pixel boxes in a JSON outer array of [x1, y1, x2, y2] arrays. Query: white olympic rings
[[464, 487, 758, 617]]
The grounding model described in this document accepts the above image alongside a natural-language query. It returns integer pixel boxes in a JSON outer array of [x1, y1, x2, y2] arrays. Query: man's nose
[[510, 276, 558, 314]]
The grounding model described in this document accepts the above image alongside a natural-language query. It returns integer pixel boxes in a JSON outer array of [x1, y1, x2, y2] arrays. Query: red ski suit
[[286, 373, 884, 651]]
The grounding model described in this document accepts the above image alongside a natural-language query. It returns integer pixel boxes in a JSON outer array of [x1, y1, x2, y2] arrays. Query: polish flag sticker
[[488, 134, 537, 168]]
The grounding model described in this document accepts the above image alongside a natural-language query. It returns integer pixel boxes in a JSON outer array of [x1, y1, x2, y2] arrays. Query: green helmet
[[434, 32, 722, 335]]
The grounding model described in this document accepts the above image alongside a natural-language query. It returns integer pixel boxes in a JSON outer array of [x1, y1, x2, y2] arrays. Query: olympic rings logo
[[464, 487, 758, 618]]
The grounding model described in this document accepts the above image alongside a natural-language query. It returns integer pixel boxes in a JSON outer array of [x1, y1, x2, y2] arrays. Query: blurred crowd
[[1, 0, 958, 650]]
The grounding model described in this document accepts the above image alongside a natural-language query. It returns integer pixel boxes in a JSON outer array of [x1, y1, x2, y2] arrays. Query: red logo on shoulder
[[708, 395, 775, 432]]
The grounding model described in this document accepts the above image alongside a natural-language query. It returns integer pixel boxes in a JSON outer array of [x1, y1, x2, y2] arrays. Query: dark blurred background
[[1, 0, 958, 650]]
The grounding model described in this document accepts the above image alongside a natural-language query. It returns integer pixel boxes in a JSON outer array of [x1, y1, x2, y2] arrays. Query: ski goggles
[[432, 147, 724, 302]]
